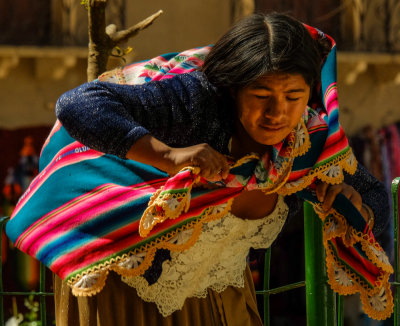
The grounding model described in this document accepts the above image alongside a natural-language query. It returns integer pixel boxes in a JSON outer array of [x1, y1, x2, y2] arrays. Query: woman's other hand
[[315, 182, 374, 228]]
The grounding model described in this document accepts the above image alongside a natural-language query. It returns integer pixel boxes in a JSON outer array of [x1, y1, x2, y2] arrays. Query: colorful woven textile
[[6, 27, 393, 319]]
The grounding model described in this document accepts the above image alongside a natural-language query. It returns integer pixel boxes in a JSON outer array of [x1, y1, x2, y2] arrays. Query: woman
[[7, 13, 391, 325]]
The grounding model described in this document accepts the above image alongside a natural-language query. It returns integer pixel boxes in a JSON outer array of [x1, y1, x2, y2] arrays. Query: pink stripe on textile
[[24, 189, 142, 257], [12, 143, 102, 217], [162, 169, 196, 191], [19, 181, 166, 255], [333, 238, 380, 286], [54, 186, 241, 278], [19, 185, 123, 251], [40, 120, 62, 157], [318, 133, 348, 162], [326, 127, 346, 143], [286, 169, 310, 182], [324, 83, 338, 114], [53, 220, 141, 277], [325, 89, 339, 115]]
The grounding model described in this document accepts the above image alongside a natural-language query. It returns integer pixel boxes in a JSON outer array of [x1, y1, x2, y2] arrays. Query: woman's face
[[235, 73, 310, 146]]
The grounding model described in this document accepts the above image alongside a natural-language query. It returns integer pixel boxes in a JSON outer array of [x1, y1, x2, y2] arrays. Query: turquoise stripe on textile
[[37, 200, 147, 265]]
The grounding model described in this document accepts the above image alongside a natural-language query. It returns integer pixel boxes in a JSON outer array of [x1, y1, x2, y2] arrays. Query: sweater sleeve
[[344, 163, 390, 237], [55, 71, 218, 158]]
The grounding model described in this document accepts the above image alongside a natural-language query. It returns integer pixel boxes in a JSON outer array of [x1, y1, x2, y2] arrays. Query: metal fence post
[[40, 263, 47, 326], [304, 201, 336, 326], [263, 247, 271, 326]]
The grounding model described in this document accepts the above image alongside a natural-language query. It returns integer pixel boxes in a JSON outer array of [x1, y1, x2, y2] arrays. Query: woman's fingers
[[321, 184, 343, 212], [342, 187, 362, 211], [220, 158, 230, 179], [168, 143, 229, 181], [201, 157, 229, 181], [189, 144, 229, 181], [315, 182, 328, 202], [316, 182, 362, 213]]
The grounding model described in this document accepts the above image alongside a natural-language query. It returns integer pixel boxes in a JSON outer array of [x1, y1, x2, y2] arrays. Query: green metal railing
[[257, 177, 400, 325], [0, 216, 53, 326], [256, 203, 342, 326], [1, 177, 400, 325]]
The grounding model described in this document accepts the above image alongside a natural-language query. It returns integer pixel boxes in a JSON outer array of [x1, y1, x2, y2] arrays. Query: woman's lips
[[259, 124, 285, 131]]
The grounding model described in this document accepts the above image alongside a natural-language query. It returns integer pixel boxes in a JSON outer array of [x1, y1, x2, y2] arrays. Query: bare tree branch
[[86, 0, 163, 81], [108, 10, 163, 45]]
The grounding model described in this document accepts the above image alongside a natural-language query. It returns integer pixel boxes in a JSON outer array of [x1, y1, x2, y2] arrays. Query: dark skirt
[[54, 265, 263, 326]]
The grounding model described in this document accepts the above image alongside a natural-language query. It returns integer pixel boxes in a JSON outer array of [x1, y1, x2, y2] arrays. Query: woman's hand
[[126, 135, 229, 181], [315, 182, 374, 228], [165, 143, 230, 181]]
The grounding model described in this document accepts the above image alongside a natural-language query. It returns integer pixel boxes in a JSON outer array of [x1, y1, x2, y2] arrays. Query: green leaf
[[80, 0, 89, 9]]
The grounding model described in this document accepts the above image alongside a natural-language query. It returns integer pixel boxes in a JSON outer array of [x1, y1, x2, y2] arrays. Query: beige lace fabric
[[121, 195, 289, 317]]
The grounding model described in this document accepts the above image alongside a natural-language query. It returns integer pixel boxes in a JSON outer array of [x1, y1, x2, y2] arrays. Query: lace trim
[[291, 119, 311, 157], [68, 199, 234, 296], [121, 196, 289, 317], [277, 148, 357, 196], [311, 201, 394, 320]]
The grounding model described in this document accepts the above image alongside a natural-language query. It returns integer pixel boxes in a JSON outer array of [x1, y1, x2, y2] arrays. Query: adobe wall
[[125, 0, 231, 61], [337, 53, 400, 135]]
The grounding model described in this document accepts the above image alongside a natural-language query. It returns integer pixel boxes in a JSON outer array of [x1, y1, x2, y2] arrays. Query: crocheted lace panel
[[121, 195, 289, 317]]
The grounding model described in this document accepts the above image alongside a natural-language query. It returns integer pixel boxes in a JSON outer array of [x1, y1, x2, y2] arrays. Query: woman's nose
[[264, 97, 285, 120]]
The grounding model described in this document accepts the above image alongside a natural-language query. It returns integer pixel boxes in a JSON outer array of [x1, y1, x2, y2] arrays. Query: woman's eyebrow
[[285, 88, 306, 93], [250, 84, 306, 93]]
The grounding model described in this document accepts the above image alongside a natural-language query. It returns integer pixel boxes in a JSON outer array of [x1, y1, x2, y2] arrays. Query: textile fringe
[[312, 202, 394, 320]]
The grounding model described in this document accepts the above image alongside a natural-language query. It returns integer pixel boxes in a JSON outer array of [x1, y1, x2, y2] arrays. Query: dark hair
[[202, 13, 322, 92]]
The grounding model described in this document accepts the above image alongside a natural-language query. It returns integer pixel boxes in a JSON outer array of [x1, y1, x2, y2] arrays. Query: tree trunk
[[86, 0, 163, 82], [87, 0, 111, 81]]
